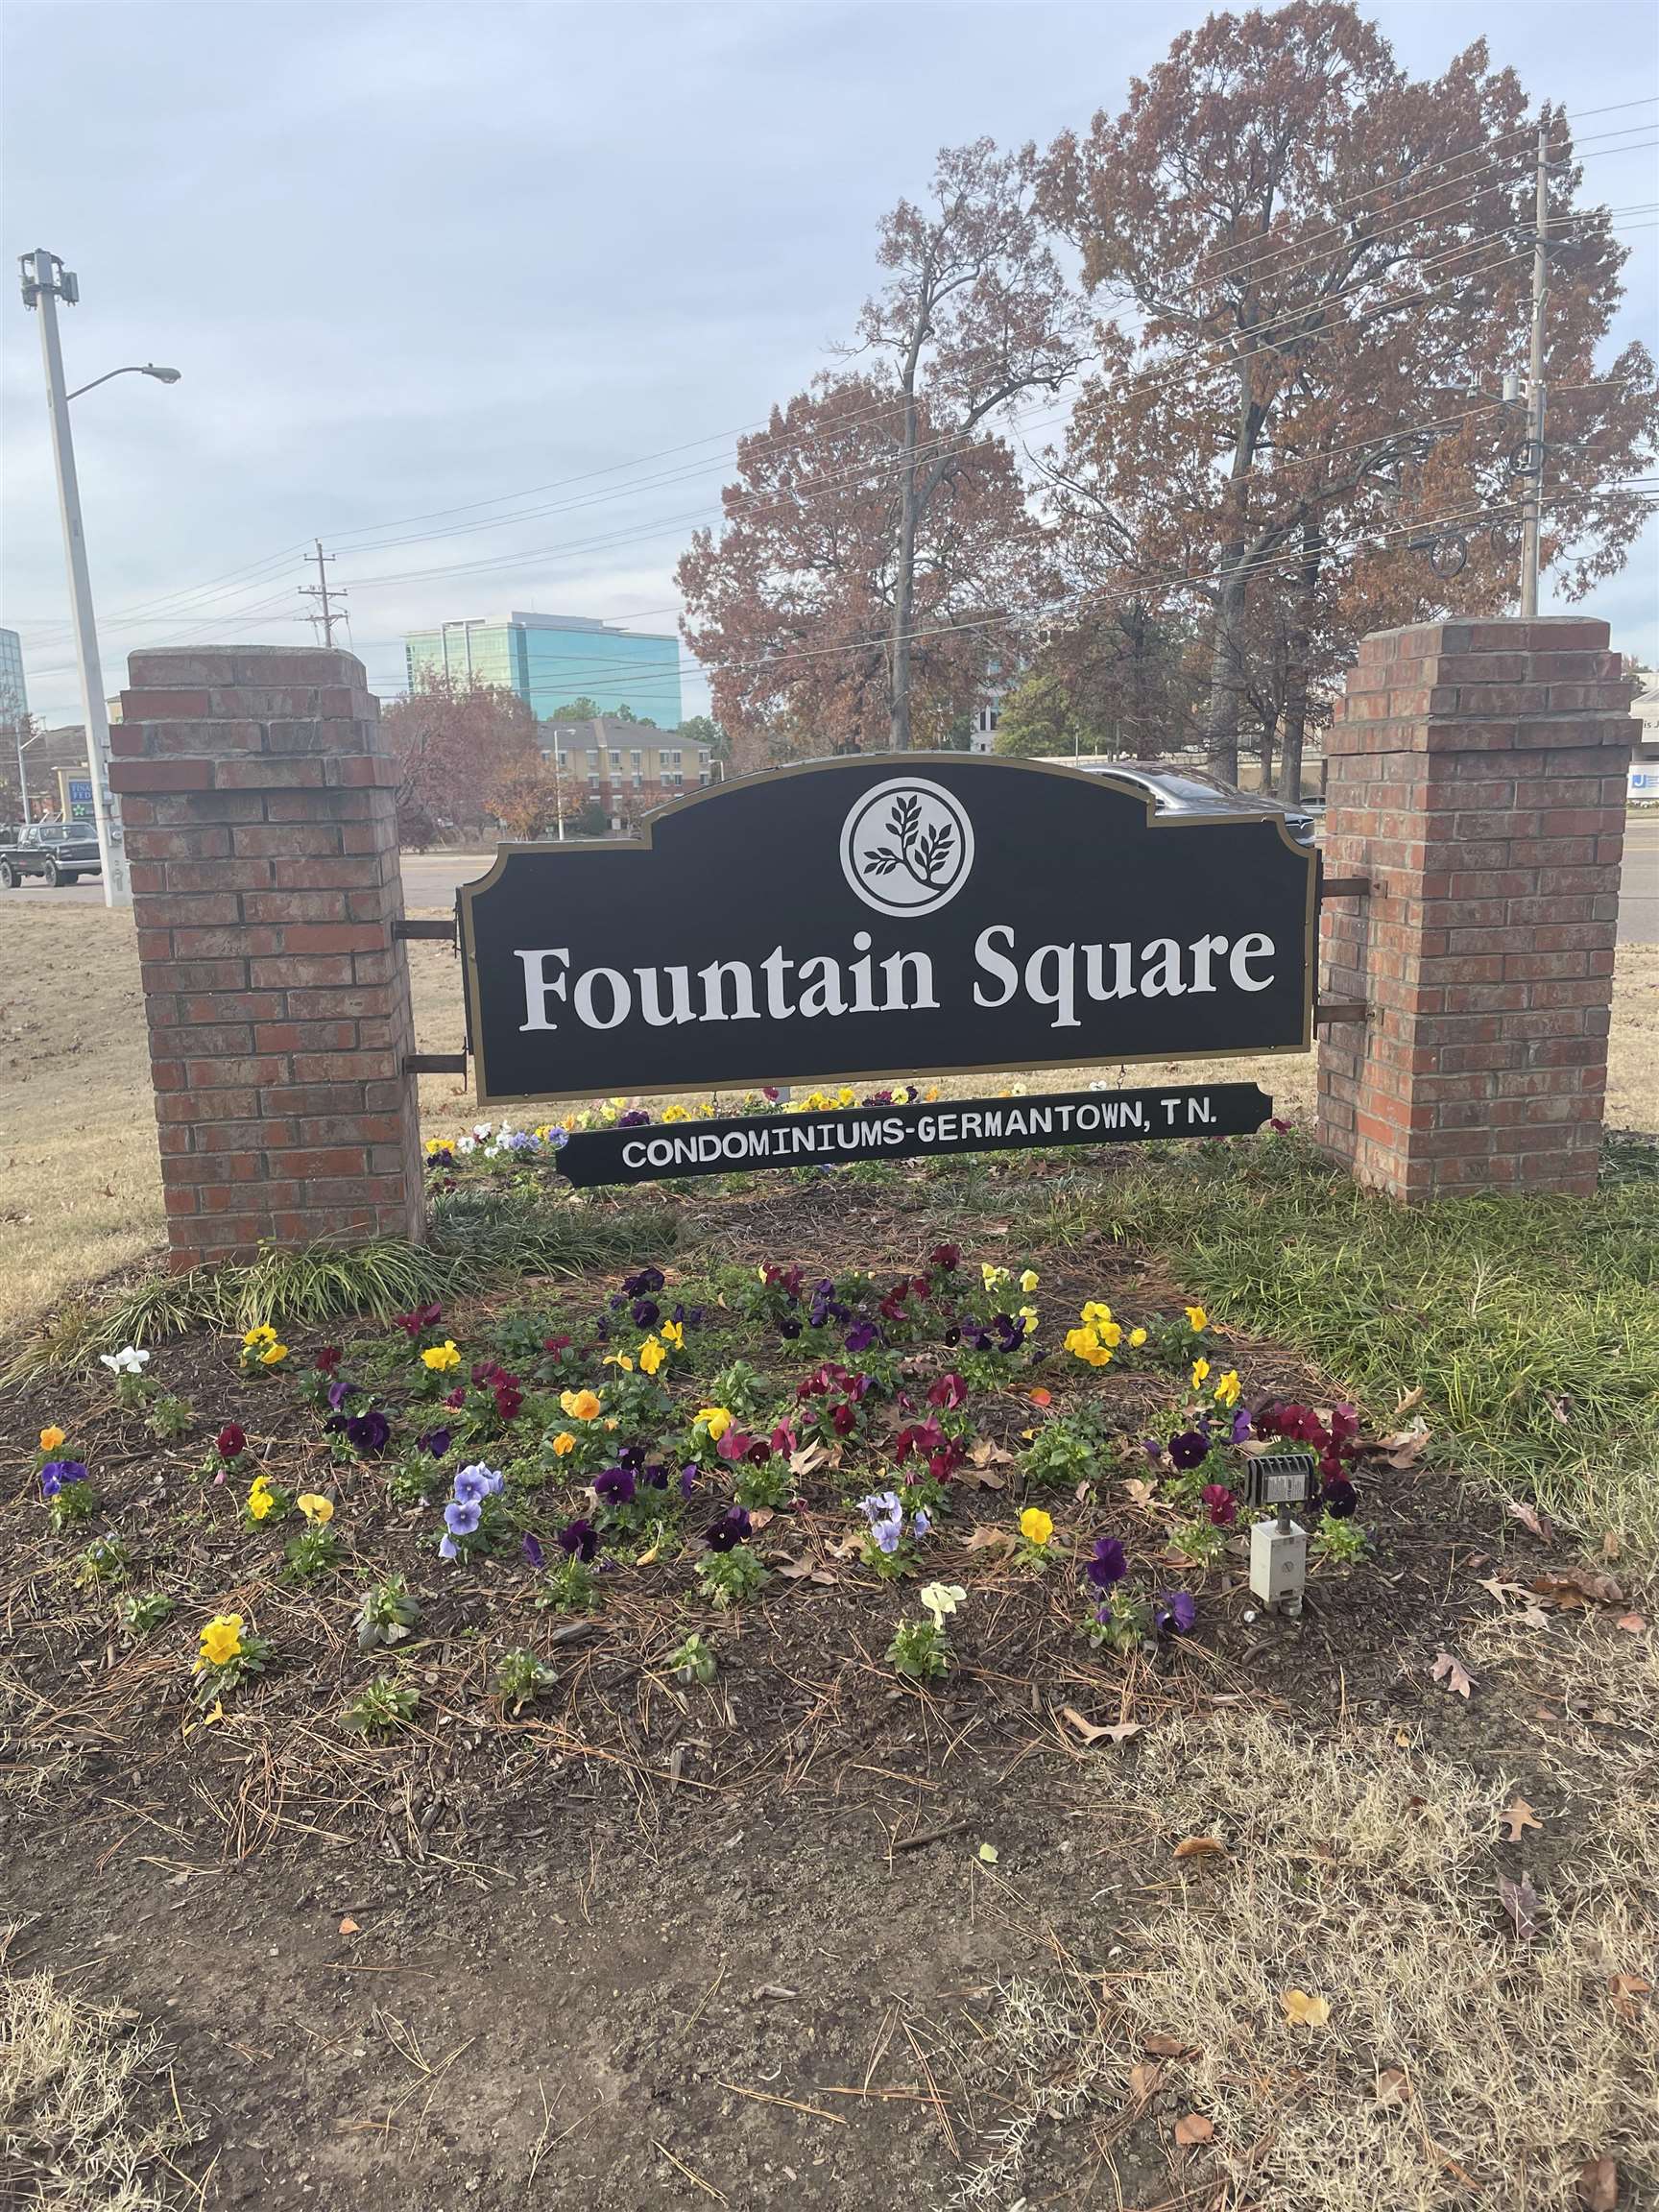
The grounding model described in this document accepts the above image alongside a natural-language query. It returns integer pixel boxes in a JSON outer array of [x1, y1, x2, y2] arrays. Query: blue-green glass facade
[[404, 612, 682, 729]]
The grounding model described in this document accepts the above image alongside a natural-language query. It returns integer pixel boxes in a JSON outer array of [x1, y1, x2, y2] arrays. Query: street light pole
[[18, 248, 129, 906]]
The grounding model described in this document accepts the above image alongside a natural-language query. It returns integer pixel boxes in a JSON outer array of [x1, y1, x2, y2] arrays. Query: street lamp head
[[143, 364, 181, 384]]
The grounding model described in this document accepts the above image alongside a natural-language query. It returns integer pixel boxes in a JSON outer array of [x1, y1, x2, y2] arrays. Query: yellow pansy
[[297, 1493, 334, 1526], [925, 1086, 940, 1101], [39, 1425, 66, 1454], [662, 1103, 689, 1122], [552, 1431, 577, 1457], [1080, 1300, 1114, 1326], [242, 1325, 276, 1349], [697, 1407, 733, 1442], [1019, 1269, 1040, 1294], [1020, 1506, 1054, 1548], [259, 1341, 289, 1367], [1128, 1327, 1147, 1348], [660, 1319, 685, 1350], [198, 1614, 243, 1667], [1064, 1325, 1114, 1369], [1191, 1357, 1211, 1387], [247, 1477, 275, 1522], [1213, 1369, 1241, 1408], [560, 1388, 602, 1422], [982, 1262, 1009, 1291], [836, 1087, 855, 1107], [604, 1352, 636, 1373], [1018, 1304, 1040, 1334], [638, 1337, 666, 1376], [421, 1340, 462, 1372], [1185, 1306, 1209, 1334]]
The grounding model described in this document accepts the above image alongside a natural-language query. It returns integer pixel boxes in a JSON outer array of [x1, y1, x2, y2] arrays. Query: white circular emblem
[[839, 776, 974, 918]]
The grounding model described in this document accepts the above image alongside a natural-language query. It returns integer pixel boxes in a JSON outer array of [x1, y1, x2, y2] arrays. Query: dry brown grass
[[953, 1620, 1659, 2210], [0, 1923, 200, 2209], [1, 903, 1653, 1337]]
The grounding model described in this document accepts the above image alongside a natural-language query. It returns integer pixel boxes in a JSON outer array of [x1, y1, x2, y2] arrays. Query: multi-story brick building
[[542, 716, 713, 830]]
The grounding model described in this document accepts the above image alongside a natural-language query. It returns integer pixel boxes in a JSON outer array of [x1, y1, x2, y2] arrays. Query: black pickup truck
[[0, 821, 104, 888]]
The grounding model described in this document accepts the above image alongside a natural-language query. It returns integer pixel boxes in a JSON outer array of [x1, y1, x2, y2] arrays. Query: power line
[[298, 539, 347, 645]]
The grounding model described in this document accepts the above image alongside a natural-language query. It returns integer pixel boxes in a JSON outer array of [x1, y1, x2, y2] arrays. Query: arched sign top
[[456, 753, 1316, 1110]]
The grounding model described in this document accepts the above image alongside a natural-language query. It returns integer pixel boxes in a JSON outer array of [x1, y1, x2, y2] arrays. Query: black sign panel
[[458, 757, 1314, 1108], [558, 1082, 1273, 1187]]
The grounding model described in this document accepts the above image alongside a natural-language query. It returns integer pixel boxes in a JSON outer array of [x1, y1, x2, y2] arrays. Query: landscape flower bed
[[16, 1128, 1393, 1776]]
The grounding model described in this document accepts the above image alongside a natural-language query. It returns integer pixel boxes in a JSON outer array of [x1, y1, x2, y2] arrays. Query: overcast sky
[[3, 0, 1655, 730]]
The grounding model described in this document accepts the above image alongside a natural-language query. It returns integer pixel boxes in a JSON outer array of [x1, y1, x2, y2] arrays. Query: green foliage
[[342, 1676, 420, 1738], [887, 1618, 950, 1680], [9, 1193, 667, 1382], [1070, 1133, 1659, 1556], [695, 1546, 768, 1610], [1021, 1406, 1111, 1489], [706, 1358, 774, 1416], [283, 1526, 342, 1580], [493, 1647, 557, 1711], [46, 1483, 99, 1534], [1314, 1514, 1369, 1568], [669, 1631, 716, 1684], [355, 1575, 421, 1650], [145, 1392, 195, 1441], [536, 1553, 599, 1615], [733, 1455, 791, 1511], [117, 1590, 174, 1640], [69, 1536, 130, 1589]]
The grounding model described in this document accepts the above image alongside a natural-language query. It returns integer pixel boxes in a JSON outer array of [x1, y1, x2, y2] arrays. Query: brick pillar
[[1317, 616, 1634, 1201], [108, 646, 425, 1269]]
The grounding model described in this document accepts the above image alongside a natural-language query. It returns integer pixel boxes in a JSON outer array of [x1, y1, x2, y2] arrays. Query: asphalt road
[[8, 817, 1658, 939]]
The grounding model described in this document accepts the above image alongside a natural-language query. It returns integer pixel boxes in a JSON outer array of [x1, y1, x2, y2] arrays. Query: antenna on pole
[[299, 539, 346, 645]]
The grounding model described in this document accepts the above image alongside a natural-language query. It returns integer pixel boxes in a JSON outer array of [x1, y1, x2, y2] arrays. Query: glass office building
[[0, 627, 27, 730], [403, 612, 682, 730]]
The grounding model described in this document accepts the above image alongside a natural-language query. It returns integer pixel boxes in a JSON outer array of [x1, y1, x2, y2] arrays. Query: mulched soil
[[0, 1159, 1625, 2211]]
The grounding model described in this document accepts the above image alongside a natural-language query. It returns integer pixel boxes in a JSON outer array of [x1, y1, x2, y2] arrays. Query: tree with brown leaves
[[1042, 2, 1657, 782], [677, 372, 1045, 769], [382, 673, 542, 845]]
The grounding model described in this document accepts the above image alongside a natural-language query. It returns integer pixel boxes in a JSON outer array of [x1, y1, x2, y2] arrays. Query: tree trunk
[[1260, 712, 1276, 794], [890, 391, 920, 753], [1277, 520, 1319, 804], [1203, 563, 1246, 784]]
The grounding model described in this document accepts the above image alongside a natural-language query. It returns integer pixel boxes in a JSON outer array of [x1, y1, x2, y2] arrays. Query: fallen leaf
[[1431, 1649, 1475, 1700], [747, 1508, 775, 1530], [1533, 1566, 1625, 1608], [1172, 1836, 1227, 1861], [976, 1841, 998, 1864], [635, 1538, 661, 1566], [1615, 1613, 1647, 1635], [1279, 1988, 1331, 2028], [1123, 1478, 1160, 1511], [1172, 2112, 1214, 2148], [1374, 2066, 1412, 2107], [1608, 1973, 1652, 2024], [1601, 1530, 1623, 1562], [787, 1441, 827, 1479], [1504, 1499, 1556, 1543], [1501, 1797, 1543, 1841], [338, 1916, 359, 1936], [968, 1436, 1013, 1467], [1028, 1387, 1052, 1407], [1500, 1872, 1540, 1941], [1392, 1385, 1426, 1419], [963, 1526, 1019, 1557], [1142, 2032, 1194, 2057], [1575, 2155, 1618, 2210], [1379, 1416, 1431, 1469], [1127, 2060, 1162, 2102], [1061, 1706, 1141, 1748], [825, 1531, 865, 1560], [774, 1557, 837, 1585], [1476, 1576, 1530, 1604]]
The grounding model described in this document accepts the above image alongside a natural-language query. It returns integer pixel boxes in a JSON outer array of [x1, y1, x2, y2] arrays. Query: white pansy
[[919, 1581, 967, 1630], [100, 1345, 151, 1375]]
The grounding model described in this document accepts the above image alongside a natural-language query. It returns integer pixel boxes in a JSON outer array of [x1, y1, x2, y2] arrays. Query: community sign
[[456, 756, 1316, 1110]]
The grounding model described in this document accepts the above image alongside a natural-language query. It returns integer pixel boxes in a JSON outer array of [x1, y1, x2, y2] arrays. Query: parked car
[[0, 820, 104, 887], [1039, 757, 1317, 846]]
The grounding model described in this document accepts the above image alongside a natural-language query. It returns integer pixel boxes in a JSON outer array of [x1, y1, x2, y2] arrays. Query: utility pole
[[300, 539, 346, 644], [17, 248, 131, 907], [1520, 124, 1550, 620]]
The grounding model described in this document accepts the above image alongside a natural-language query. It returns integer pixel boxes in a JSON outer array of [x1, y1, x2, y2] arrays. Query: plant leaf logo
[[839, 777, 974, 918]]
